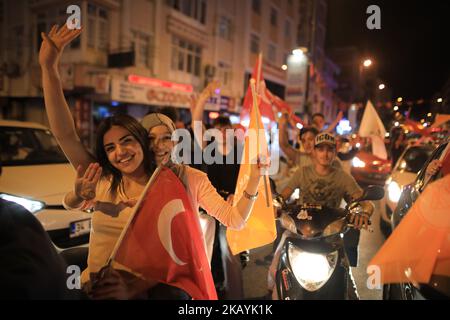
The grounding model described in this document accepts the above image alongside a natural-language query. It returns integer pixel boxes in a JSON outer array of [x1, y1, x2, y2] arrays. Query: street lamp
[[363, 59, 373, 68], [437, 98, 443, 103], [359, 58, 374, 102], [379, 84, 385, 90], [397, 97, 403, 103]]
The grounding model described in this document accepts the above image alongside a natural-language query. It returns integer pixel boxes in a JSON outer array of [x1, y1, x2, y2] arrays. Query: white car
[[0, 120, 91, 251], [380, 143, 435, 236]]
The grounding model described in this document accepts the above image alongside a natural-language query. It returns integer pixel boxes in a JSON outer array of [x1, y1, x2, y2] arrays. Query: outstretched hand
[[75, 163, 102, 202], [39, 24, 82, 69], [278, 111, 290, 126], [200, 80, 221, 100], [250, 155, 271, 180]]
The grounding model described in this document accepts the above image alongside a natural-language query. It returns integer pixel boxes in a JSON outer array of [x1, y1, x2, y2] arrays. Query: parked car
[[380, 143, 436, 237], [383, 138, 450, 300], [0, 120, 91, 251], [351, 137, 391, 186]]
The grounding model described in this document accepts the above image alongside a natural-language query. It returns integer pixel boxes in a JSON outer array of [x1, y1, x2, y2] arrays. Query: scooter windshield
[[293, 207, 347, 240]]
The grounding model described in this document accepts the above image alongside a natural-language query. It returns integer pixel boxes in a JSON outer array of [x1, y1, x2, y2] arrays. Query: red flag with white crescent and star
[[113, 167, 217, 300]]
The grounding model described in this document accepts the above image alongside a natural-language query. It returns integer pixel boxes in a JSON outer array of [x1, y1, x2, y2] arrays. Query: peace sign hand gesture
[[39, 24, 82, 69]]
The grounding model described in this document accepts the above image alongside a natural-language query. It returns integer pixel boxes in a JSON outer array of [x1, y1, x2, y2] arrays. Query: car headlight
[[288, 243, 338, 292], [0, 193, 45, 214], [387, 181, 402, 203], [352, 157, 366, 168], [399, 160, 407, 170]]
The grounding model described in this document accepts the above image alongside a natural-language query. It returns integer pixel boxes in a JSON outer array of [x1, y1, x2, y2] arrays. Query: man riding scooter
[[268, 133, 375, 299]]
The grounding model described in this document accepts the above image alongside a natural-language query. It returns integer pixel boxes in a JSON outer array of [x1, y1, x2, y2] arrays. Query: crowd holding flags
[[98, 53, 450, 300], [107, 53, 283, 299]]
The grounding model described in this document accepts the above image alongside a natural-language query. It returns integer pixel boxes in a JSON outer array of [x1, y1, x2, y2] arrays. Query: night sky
[[326, 0, 450, 101]]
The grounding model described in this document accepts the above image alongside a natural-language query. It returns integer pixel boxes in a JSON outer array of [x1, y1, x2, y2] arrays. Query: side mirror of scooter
[[358, 185, 385, 202]]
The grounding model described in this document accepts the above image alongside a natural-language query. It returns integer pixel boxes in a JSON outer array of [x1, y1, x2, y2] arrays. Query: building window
[[252, 0, 261, 14], [167, 0, 207, 24], [218, 62, 231, 87], [98, 8, 108, 50], [171, 36, 201, 76], [87, 4, 96, 48], [268, 44, 276, 63], [285, 19, 291, 38], [87, 3, 109, 51], [0, 0, 4, 24], [250, 34, 260, 54], [133, 32, 152, 67], [218, 16, 232, 40], [14, 25, 24, 59], [270, 7, 278, 27]]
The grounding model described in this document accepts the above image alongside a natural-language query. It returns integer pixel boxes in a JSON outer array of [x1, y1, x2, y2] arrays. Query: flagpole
[[107, 165, 164, 265], [256, 53, 262, 93], [250, 79, 270, 208]]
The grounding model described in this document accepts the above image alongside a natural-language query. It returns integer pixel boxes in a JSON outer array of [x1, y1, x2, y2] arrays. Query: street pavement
[[242, 200, 386, 300]]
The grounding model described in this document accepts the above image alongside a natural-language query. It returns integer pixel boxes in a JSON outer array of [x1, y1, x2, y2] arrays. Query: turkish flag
[[240, 54, 275, 124], [266, 89, 305, 126], [114, 167, 217, 300]]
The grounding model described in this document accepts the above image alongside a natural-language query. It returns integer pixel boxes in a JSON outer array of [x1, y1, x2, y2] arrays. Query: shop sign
[[111, 79, 192, 108]]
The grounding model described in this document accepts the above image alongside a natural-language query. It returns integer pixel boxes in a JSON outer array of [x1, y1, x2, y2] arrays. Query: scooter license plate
[[69, 219, 91, 238]]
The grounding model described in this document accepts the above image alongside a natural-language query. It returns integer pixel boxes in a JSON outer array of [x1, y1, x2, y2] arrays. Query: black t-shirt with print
[[204, 139, 243, 196]]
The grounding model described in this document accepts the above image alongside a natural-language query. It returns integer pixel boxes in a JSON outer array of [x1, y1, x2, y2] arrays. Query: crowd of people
[[0, 24, 372, 300], [1, 24, 446, 300]]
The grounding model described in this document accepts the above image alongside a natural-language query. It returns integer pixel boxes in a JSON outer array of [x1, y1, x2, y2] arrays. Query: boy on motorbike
[[268, 133, 374, 299]]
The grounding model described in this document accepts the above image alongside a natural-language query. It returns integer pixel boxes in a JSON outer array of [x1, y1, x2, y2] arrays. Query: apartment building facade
[[0, 0, 301, 142]]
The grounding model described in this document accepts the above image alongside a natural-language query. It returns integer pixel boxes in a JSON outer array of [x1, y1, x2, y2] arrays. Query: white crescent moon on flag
[[157, 199, 187, 266]]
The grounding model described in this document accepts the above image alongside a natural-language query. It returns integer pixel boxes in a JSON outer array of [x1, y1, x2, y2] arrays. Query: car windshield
[[0, 126, 68, 166], [396, 146, 434, 173]]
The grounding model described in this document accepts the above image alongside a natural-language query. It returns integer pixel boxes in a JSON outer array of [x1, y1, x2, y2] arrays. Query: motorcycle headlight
[[352, 157, 366, 168], [387, 181, 402, 203], [0, 193, 45, 214], [288, 243, 338, 292]]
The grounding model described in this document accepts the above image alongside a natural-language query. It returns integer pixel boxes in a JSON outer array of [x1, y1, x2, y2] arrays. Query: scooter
[[273, 185, 384, 300]]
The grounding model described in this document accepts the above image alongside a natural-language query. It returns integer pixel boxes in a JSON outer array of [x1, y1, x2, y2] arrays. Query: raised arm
[[324, 111, 343, 134], [278, 113, 299, 163], [39, 25, 94, 171], [190, 81, 220, 149]]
